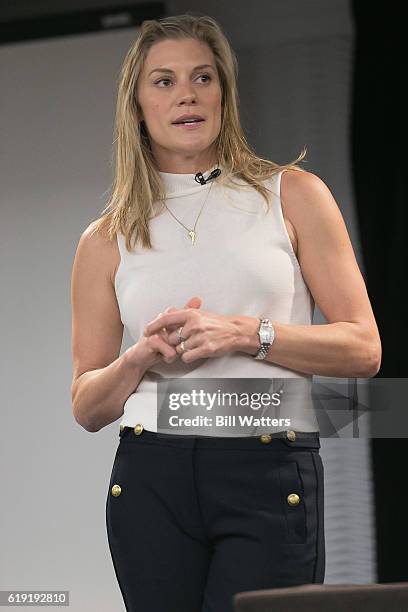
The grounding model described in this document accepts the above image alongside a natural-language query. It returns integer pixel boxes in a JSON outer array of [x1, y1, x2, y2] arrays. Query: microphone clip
[[194, 167, 221, 185]]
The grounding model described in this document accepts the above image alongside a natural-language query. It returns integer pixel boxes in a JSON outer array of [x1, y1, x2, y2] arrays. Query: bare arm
[[70, 223, 147, 432], [71, 355, 146, 433], [234, 170, 382, 377]]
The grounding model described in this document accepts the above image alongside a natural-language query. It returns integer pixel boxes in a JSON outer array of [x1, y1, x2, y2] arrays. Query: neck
[[158, 162, 221, 198]]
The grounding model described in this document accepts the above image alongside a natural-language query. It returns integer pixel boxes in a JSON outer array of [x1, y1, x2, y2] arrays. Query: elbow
[[72, 405, 101, 433], [361, 341, 382, 378], [82, 421, 101, 433], [71, 385, 101, 432]]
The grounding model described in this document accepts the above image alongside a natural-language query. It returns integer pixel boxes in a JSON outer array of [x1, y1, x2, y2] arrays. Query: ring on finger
[[177, 326, 187, 343]]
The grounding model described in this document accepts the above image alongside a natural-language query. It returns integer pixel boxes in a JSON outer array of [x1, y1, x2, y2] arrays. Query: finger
[[145, 308, 173, 337], [166, 326, 190, 345], [184, 296, 202, 309], [161, 307, 176, 335], [144, 311, 189, 336], [178, 345, 204, 363], [160, 327, 171, 343], [155, 306, 189, 339], [165, 306, 177, 313], [148, 334, 177, 362], [165, 330, 179, 346], [175, 333, 201, 354], [161, 302, 199, 334], [165, 302, 198, 332]]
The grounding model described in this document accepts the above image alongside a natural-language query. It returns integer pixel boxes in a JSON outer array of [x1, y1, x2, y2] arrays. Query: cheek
[[143, 103, 168, 134], [143, 99, 161, 118], [139, 89, 161, 118], [151, 103, 163, 118]]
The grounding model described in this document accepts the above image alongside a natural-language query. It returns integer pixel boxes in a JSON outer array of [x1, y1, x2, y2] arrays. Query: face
[[137, 37, 223, 173]]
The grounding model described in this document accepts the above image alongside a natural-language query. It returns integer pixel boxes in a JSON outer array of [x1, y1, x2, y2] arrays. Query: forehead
[[144, 38, 214, 69]]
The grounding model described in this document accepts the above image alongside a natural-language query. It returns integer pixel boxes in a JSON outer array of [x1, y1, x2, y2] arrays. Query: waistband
[[118, 425, 320, 450]]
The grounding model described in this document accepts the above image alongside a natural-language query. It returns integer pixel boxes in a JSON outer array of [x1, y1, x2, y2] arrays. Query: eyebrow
[[148, 64, 216, 77]]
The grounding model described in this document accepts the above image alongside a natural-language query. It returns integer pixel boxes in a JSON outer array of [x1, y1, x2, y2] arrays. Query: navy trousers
[[106, 427, 325, 612]]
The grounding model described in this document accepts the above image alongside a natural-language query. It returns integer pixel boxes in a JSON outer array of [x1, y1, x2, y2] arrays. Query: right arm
[[70, 222, 178, 433], [71, 354, 145, 433]]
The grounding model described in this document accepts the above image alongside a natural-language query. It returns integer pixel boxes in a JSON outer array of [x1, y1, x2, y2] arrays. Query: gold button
[[111, 484, 122, 497], [287, 493, 300, 506], [134, 423, 144, 436], [119, 424, 125, 432], [286, 430, 296, 442], [260, 433, 272, 444]]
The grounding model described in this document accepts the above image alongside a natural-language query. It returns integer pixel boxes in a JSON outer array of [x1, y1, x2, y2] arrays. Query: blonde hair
[[91, 13, 307, 252]]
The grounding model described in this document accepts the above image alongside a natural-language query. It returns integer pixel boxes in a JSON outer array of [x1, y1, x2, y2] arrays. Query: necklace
[[161, 172, 217, 245]]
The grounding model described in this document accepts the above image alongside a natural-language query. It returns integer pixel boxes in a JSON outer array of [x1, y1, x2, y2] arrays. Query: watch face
[[259, 320, 274, 343]]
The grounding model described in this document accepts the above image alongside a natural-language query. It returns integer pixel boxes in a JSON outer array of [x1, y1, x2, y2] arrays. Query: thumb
[[184, 296, 202, 310], [163, 297, 202, 314]]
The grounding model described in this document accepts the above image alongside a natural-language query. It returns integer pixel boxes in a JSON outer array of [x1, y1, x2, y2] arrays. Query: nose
[[177, 83, 197, 104]]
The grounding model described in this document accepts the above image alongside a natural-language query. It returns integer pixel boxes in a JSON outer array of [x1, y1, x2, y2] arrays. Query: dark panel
[[0, 2, 165, 45], [351, 0, 408, 583]]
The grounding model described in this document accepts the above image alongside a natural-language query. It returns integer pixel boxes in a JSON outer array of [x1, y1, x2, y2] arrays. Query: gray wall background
[[0, 1, 376, 610]]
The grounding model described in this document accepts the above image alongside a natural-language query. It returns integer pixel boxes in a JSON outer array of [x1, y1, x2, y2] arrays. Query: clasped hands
[[143, 296, 240, 364]]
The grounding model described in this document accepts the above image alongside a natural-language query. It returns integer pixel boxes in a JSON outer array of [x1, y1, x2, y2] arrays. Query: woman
[[70, 13, 381, 612]]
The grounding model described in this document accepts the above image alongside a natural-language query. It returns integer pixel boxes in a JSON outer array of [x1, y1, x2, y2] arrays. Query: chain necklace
[[161, 167, 220, 245]]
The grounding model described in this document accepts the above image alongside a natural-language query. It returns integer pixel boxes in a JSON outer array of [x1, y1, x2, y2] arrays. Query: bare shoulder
[[280, 169, 334, 212], [78, 220, 120, 288], [280, 169, 347, 246]]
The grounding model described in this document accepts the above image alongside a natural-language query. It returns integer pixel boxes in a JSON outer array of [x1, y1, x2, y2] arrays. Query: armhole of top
[[113, 231, 123, 294], [276, 169, 303, 275]]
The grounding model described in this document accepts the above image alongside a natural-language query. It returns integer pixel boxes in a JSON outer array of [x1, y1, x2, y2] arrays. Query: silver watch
[[254, 318, 275, 360]]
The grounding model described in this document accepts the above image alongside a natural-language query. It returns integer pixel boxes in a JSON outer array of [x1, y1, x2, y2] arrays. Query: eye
[[197, 73, 211, 83], [155, 78, 172, 87], [154, 73, 212, 87]]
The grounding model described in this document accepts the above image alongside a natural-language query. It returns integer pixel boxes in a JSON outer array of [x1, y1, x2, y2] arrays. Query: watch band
[[254, 318, 275, 360]]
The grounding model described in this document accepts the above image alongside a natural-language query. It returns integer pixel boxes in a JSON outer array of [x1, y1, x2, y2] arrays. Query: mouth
[[172, 119, 206, 130]]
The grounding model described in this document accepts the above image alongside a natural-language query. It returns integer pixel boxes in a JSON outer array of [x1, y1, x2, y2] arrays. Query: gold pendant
[[188, 230, 196, 244]]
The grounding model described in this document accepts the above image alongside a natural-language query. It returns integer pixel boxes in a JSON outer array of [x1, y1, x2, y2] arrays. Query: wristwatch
[[254, 318, 275, 360]]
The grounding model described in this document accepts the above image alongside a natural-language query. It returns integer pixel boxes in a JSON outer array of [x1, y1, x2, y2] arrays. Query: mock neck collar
[[158, 162, 223, 198]]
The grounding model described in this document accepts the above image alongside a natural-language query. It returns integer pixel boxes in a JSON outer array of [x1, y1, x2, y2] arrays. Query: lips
[[173, 122, 205, 132], [172, 114, 205, 124], [176, 119, 204, 123]]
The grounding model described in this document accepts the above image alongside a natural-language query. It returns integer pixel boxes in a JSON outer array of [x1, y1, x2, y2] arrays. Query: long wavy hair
[[90, 13, 307, 252]]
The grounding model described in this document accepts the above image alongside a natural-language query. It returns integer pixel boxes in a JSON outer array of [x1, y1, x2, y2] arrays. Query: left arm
[[232, 170, 382, 378]]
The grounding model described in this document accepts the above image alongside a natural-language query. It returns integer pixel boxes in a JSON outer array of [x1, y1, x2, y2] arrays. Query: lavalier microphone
[[194, 167, 222, 185]]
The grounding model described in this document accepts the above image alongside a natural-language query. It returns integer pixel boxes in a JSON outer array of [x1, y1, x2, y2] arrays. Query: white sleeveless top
[[114, 164, 319, 435]]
